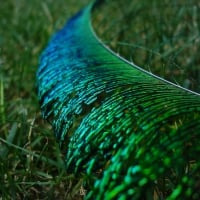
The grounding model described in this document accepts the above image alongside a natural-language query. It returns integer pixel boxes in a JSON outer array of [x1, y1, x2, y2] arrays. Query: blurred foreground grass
[[0, 0, 89, 199]]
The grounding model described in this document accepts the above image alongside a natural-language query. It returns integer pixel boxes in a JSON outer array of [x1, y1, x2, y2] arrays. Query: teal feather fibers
[[37, 1, 200, 199]]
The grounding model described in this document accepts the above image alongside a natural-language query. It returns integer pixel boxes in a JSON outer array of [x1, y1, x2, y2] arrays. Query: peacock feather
[[37, 0, 200, 199]]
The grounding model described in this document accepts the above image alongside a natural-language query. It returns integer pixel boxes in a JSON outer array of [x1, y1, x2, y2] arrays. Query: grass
[[0, 0, 199, 199], [0, 0, 89, 199]]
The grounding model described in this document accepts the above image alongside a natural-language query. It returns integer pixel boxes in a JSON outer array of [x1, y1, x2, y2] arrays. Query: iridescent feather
[[37, 1, 200, 199]]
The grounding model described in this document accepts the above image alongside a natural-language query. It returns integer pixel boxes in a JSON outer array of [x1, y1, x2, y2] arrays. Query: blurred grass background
[[0, 0, 199, 199], [0, 0, 89, 199]]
